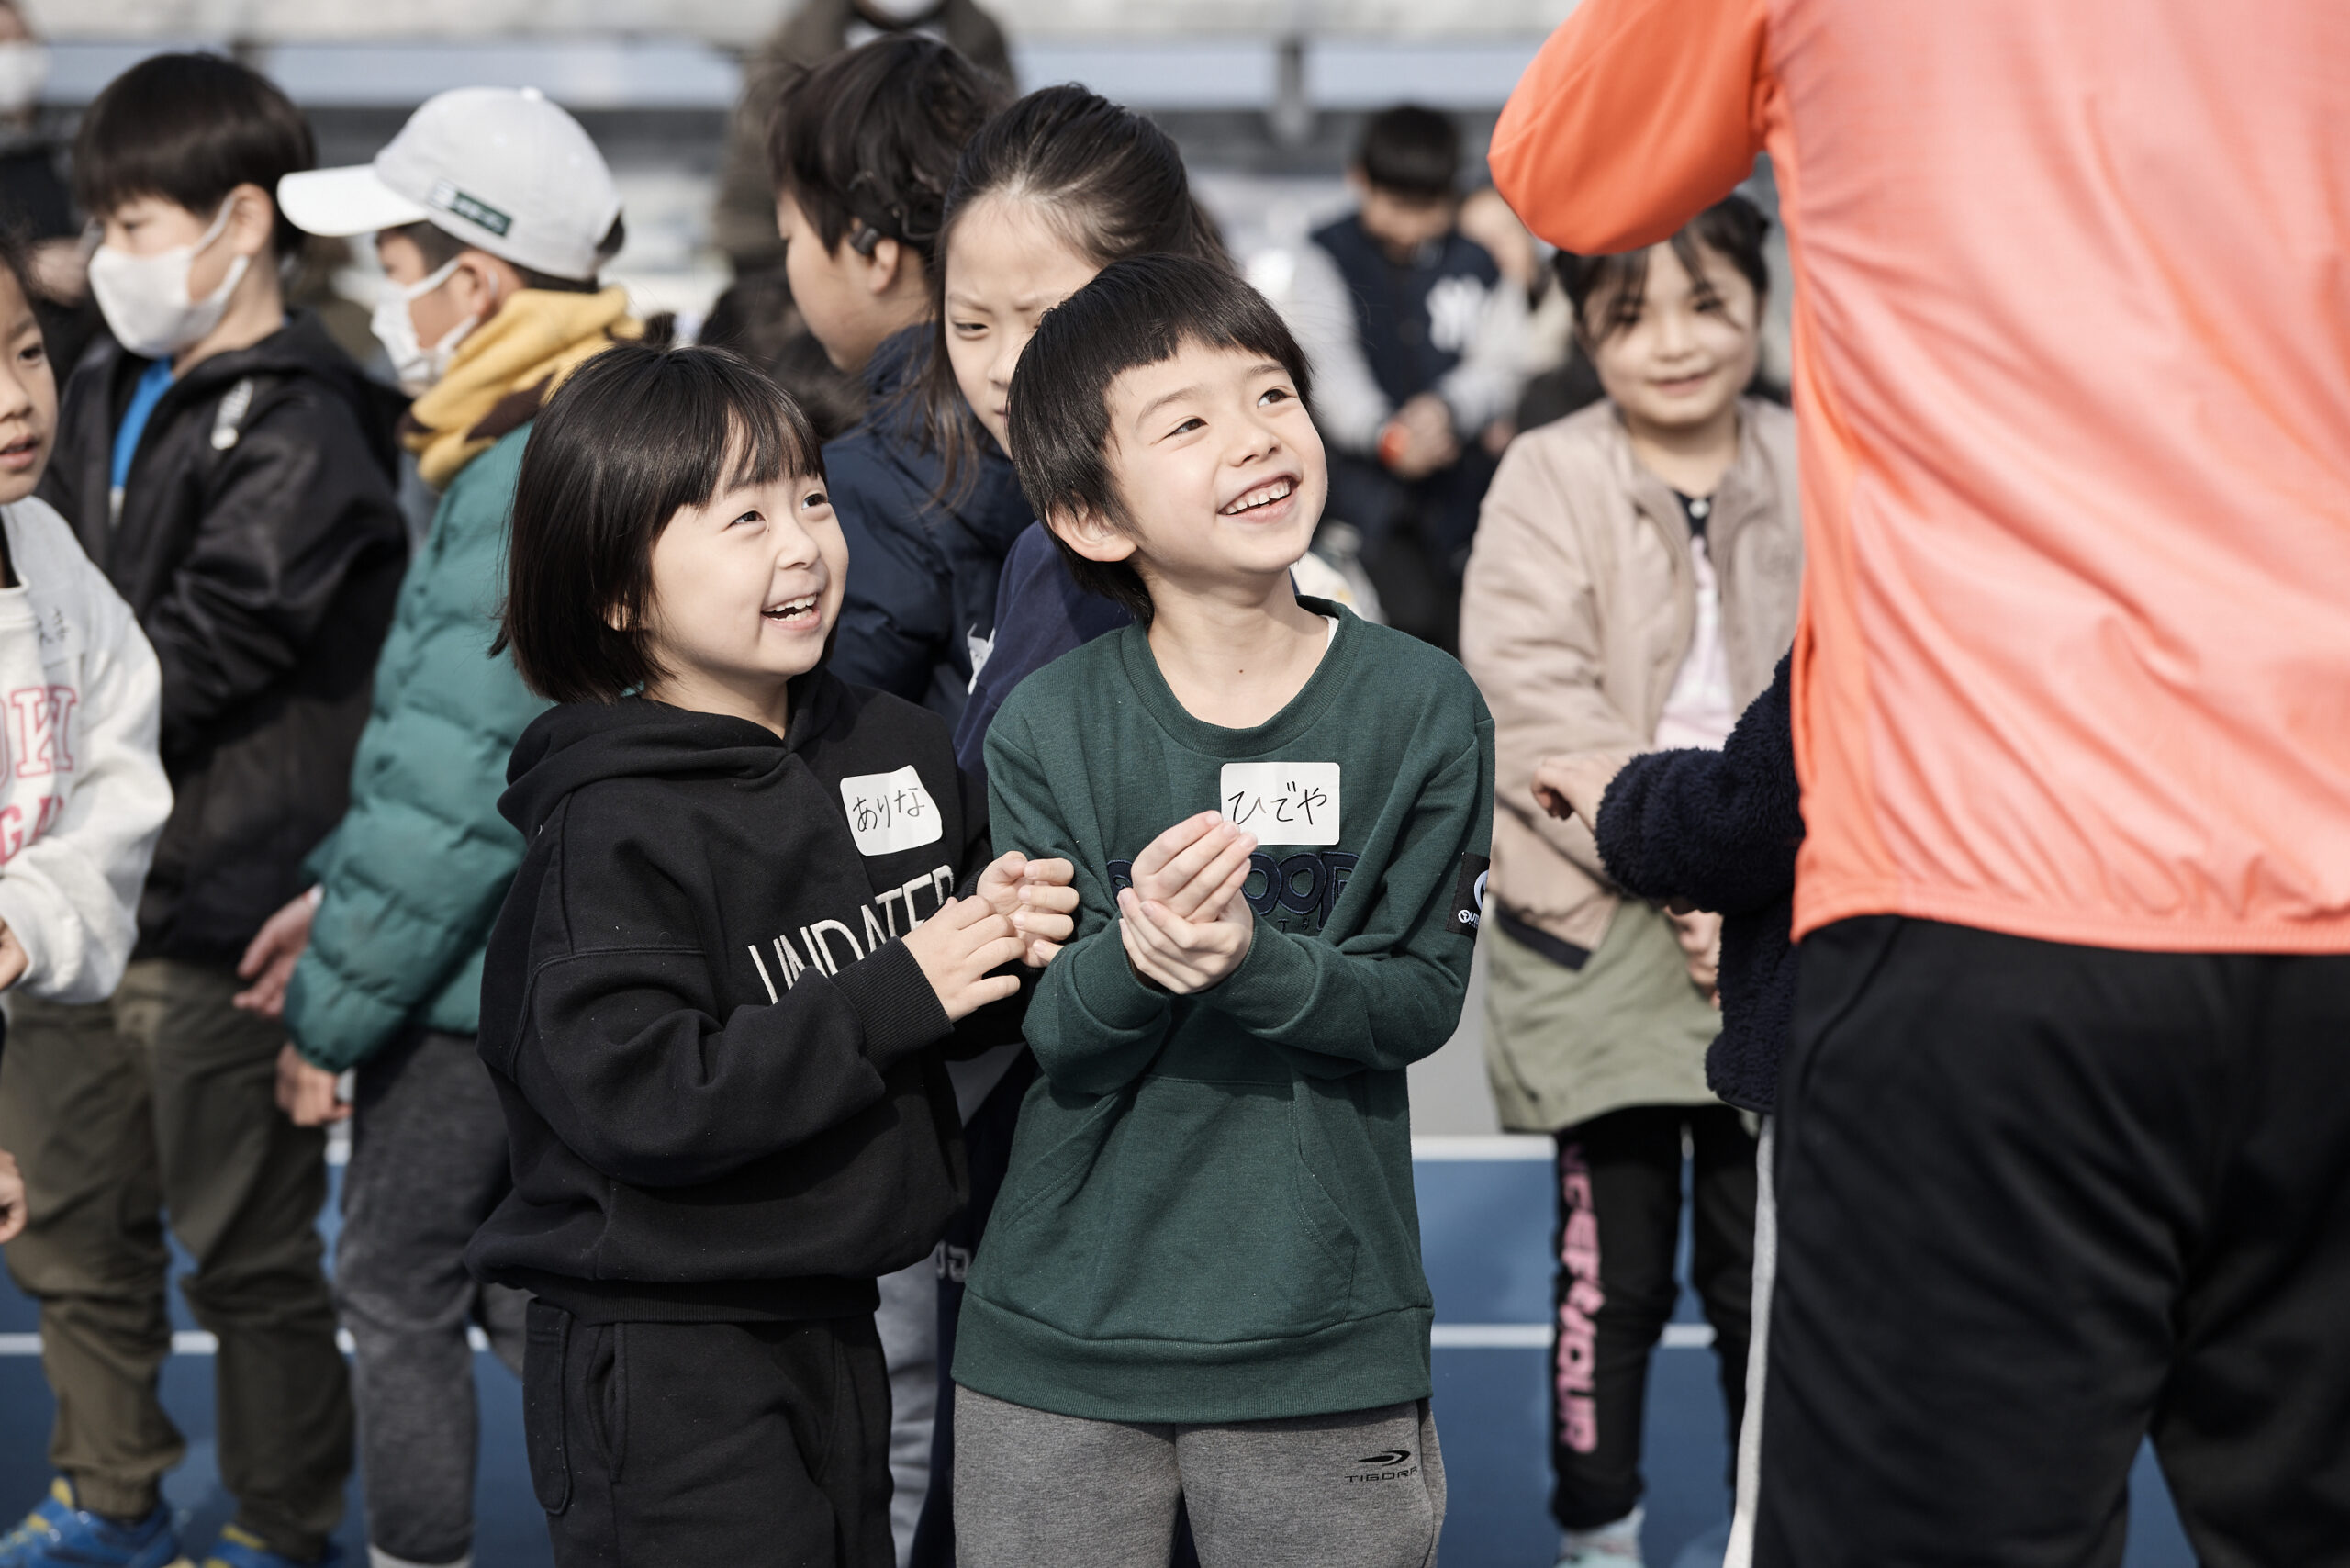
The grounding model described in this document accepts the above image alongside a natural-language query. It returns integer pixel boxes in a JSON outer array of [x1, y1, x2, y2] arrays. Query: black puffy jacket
[[1595, 654, 1801, 1114], [822, 328, 1035, 726], [39, 312, 408, 964]]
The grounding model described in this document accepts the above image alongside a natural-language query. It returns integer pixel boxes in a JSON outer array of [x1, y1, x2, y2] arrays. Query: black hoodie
[[39, 311, 408, 960], [466, 673, 1023, 1322]]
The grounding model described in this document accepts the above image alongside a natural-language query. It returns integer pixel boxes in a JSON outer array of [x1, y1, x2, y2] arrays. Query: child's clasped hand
[[1116, 811, 1259, 994], [973, 851, 1080, 969]]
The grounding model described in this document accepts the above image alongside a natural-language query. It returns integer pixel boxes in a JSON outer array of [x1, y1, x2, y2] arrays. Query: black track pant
[[524, 1303, 892, 1568], [1759, 916, 2350, 1568], [1551, 1103, 1756, 1530]]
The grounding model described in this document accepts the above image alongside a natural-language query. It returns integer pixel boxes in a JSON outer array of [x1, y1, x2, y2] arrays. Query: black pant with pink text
[[1550, 1103, 1756, 1531]]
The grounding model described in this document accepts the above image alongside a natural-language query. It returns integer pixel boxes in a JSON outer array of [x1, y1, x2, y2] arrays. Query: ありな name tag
[[840, 766, 945, 857], [1218, 762, 1341, 846]]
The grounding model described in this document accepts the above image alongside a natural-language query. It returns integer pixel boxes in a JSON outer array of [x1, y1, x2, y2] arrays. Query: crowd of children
[[0, 27, 1809, 1568]]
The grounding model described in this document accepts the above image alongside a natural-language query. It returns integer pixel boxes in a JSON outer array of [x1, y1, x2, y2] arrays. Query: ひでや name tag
[[1218, 762, 1341, 846], [840, 766, 944, 857]]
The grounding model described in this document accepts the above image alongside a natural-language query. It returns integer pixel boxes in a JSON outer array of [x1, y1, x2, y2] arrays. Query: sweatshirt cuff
[[1068, 922, 1175, 1036], [0, 880, 58, 1001], [1203, 914, 1317, 1035], [832, 938, 955, 1074]]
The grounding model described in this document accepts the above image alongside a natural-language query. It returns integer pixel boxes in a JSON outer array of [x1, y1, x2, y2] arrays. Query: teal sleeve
[[1205, 721, 1495, 1076], [283, 453, 550, 1071], [984, 717, 1172, 1095]]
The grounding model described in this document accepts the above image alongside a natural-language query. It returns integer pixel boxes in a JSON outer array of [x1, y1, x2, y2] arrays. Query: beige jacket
[[1460, 398, 1802, 955]]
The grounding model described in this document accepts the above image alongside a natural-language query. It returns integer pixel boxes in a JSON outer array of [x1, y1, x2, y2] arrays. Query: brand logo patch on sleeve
[[1451, 853, 1490, 936], [839, 766, 945, 857]]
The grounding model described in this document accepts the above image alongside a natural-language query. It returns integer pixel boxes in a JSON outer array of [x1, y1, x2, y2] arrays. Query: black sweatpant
[[1551, 1103, 1756, 1531], [523, 1302, 892, 1568], [1759, 916, 2350, 1568]]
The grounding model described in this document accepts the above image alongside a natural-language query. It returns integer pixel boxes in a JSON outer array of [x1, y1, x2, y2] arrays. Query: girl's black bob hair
[[499, 343, 824, 705], [1006, 253, 1313, 625], [1555, 191, 1772, 342]]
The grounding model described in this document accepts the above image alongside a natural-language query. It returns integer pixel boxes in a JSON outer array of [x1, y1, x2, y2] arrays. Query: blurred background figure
[[0, 0, 96, 377], [1281, 104, 1527, 652], [712, 0, 1012, 278], [700, 0, 1015, 443]]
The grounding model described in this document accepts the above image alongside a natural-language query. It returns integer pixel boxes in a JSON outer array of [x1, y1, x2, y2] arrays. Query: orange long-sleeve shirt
[[1492, 0, 2350, 953]]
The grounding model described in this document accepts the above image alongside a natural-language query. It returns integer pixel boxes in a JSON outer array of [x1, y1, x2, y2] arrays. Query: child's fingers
[[1018, 881, 1081, 914], [1165, 835, 1258, 919], [960, 972, 1024, 1012], [932, 895, 1009, 932], [970, 933, 1030, 974], [1013, 908, 1075, 946], [1130, 812, 1225, 880], [1137, 820, 1237, 899], [1019, 857, 1076, 887]]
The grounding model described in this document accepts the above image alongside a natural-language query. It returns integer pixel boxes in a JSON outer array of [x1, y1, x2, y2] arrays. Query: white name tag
[[840, 766, 945, 857], [1218, 761, 1341, 846]]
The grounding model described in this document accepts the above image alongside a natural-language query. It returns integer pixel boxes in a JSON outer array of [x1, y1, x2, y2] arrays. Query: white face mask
[[370, 256, 478, 396], [858, 0, 941, 21], [0, 43, 49, 116], [87, 198, 252, 361]]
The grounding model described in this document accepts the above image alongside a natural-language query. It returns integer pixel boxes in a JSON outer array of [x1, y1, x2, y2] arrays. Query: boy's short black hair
[[73, 52, 314, 259], [1356, 105, 1460, 202], [500, 343, 825, 705], [383, 219, 619, 297], [767, 36, 1008, 275], [1006, 254, 1314, 624]]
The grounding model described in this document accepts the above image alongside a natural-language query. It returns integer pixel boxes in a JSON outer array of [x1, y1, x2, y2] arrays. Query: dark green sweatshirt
[[957, 600, 1495, 1423]]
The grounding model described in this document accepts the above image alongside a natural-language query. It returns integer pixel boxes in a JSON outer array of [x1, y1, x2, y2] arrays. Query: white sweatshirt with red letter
[[0, 497, 169, 1002]]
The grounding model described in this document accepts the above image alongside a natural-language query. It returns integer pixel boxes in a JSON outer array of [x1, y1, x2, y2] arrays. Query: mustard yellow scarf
[[405, 286, 641, 489]]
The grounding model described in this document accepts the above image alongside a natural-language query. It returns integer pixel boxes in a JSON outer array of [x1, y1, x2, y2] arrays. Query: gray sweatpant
[[336, 1028, 525, 1568], [953, 1386, 1445, 1568]]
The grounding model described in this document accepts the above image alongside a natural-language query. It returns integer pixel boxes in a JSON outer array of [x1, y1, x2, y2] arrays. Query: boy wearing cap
[[10, 53, 409, 1568], [229, 87, 638, 1568]]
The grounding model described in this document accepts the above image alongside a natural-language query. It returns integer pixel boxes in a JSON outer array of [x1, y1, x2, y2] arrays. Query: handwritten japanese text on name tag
[[840, 766, 944, 857], [1218, 762, 1341, 846]]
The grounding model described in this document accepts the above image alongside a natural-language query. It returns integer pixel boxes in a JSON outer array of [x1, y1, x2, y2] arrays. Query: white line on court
[[0, 1326, 1724, 1356], [1431, 1323, 1716, 1350]]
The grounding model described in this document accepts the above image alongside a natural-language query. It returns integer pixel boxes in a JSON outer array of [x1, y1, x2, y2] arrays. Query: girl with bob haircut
[[1458, 191, 1797, 1568], [478, 342, 1075, 1568]]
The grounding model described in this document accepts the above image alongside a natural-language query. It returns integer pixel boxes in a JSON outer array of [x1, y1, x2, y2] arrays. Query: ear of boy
[[1047, 502, 1136, 564]]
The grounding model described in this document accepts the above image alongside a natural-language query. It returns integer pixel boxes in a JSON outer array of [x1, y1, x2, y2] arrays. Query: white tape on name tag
[[840, 766, 945, 857], [1218, 761, 1341, 846]]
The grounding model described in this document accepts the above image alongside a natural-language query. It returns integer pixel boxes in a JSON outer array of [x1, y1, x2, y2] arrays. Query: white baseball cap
[[278, 86, 621, 282]]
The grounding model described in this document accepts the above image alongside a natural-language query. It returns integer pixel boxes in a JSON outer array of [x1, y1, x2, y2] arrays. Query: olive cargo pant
[[0, 958, 352, 1560]]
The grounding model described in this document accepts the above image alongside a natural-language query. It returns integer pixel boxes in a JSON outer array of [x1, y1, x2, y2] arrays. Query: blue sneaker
[[0, 1478, 189, 1568], [197, 1527, 341, 1568]]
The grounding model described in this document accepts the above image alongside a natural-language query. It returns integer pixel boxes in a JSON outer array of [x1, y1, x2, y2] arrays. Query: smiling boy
[[950, 255, 1494, 1568]]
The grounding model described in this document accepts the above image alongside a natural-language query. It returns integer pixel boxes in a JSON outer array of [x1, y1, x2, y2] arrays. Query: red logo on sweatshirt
[[9, 686, 77, 778]]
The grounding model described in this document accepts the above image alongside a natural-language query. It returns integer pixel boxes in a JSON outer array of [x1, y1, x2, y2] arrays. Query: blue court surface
[[0, 1143, 2198, 1566]]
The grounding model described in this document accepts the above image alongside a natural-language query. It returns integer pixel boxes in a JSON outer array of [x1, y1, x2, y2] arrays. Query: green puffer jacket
[[284, 425, 548, 1070]]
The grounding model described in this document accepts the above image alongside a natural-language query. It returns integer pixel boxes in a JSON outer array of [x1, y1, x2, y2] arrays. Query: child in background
[[763, 47, 1014, 1545], [1458, 195, 1797, 1568], [769, 39, 1014, 726], [0, 229, 171, 1335], [1284, 105, 1528, 652], [20, 52, 413, 1568], [231, 86, 638, 1568], [957, 254, 1492, 1566], [474, 342, 1074, 1568], [934, 86, 1235, 794]]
